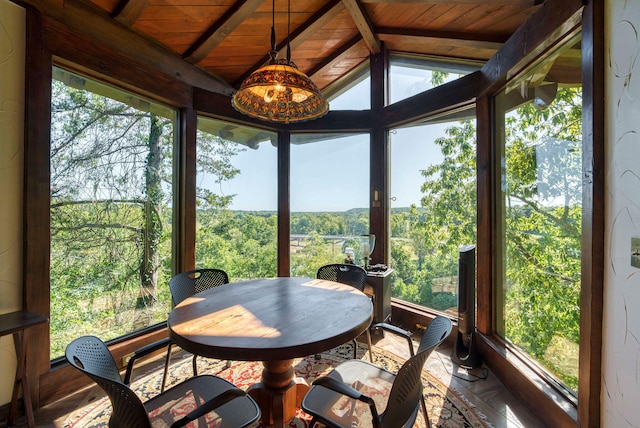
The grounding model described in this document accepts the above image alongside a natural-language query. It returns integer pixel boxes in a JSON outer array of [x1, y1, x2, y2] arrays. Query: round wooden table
[[167, 276, 373, 427]]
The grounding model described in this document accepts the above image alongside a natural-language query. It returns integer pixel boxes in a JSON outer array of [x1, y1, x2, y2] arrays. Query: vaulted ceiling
[[83, 0, 544, 96]]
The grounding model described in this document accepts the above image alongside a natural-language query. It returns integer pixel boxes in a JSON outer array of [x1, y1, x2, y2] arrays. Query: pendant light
[[231, 0, 329, 124]]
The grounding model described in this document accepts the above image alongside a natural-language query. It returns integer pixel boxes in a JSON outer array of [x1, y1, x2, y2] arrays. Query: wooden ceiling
[[83, 0, 544, 96]]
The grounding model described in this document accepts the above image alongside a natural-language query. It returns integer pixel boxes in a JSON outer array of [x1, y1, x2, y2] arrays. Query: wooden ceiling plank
[[183, 0, 264, 64], [341, 0, 380, 54], [377, 27, 505, 51], [307, 35, 364, 78], [233, 0, 345, 88], [112, 0, 149, 27], [276, 0, 345, 58]]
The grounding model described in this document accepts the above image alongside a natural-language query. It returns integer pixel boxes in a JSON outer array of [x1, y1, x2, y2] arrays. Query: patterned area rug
[[65, 344, 487, 427]]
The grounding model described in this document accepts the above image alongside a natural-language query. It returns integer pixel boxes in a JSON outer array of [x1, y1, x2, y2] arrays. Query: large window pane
[[496, 35, 582, 393], [50, 67, 175, 359], [390, 110, 477, 317], [195, 118, 277, 280], [290, 134, 369, 277]]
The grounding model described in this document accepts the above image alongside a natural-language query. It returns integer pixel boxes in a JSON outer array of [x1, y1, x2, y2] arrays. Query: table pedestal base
[[247, 359, 310, 427]]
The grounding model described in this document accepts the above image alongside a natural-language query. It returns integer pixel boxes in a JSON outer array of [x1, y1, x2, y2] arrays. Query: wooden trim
[[24, 7, 52, 406], [479, 334, 578, 427], [277, 131, 291, 277], [475, 95, 493, 334], [175, 107, 197, 273], [369, 47, 388, 265], [577, 1, 604, 426]]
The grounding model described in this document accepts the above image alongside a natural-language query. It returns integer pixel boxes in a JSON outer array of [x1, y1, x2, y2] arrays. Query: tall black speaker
[[452, 244, 482, 369]]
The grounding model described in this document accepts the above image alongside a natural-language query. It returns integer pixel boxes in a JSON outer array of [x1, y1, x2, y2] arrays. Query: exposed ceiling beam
[[234, 0, 345, 88], [111, 0, 149, 27], [377, 27, 506, 51], [183, 0, 264, 64], [26, 0, 233, 95], [341, 0, 380, 54]]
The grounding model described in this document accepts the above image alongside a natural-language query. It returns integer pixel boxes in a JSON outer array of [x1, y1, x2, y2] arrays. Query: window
[[495, 34, 583, 394], [389, 108, 477, 316], [289, 133, 370, 277], [389, 55, 479, 104], [49, 67, 176, 359], [195, 117, 278, 280], [328, 73, 370, 110]]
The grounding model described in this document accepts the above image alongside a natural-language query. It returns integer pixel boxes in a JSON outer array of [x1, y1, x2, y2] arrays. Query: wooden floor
[[5, 330, 545, 428]]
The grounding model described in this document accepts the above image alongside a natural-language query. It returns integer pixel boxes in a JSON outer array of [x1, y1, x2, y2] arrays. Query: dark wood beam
[[111, 0, 149, 27], [382, 71, 481, 128], [193, 89, 279, 130], [281, 109, 372, 133], [21, 0, 233, 95], [478, 0, 584, 96], [377, 27, 506, 51], [24, 6, 52, 404], [183, 0, 263, 64], [369, 47, 389, 266], [47, 22, 193, 109], [579, 0, 604, 426], [475, 94, 493, 335], [341, 0, 380, 54], [277, 131, 291, 277]]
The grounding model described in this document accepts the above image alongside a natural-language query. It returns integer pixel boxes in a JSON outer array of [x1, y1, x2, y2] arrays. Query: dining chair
[[125, 268, 230, 393], [301, 316, 452, 428], [316, 263, 373, 361], [66, 335, 260, 428], [368, 320, 439, 426]]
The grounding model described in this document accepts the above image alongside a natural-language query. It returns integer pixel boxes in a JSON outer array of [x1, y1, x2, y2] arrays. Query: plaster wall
[[0, 0, 25, 406], [602, 0, 640, 426]]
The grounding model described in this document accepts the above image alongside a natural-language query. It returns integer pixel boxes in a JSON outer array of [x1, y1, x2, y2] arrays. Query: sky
[[207, 67, 456, 212]]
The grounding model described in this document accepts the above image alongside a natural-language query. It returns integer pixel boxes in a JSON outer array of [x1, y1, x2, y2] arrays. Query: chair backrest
[[316, 263, 368, 292], [65, 335, 152, 428], [169, 268, 230, 305], [380, 316, 452, 427]]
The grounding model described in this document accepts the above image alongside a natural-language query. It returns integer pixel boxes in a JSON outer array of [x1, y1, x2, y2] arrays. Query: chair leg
[[365, 328, 374, 362], [192, 355, 198, 376], [352, 339, 358, 359], [160, 342, 174, 393], [421, 395, 431, 428]]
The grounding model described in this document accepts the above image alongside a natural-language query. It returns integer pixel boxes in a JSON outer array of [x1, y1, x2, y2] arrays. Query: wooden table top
[[168, 277, 373, 361]]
